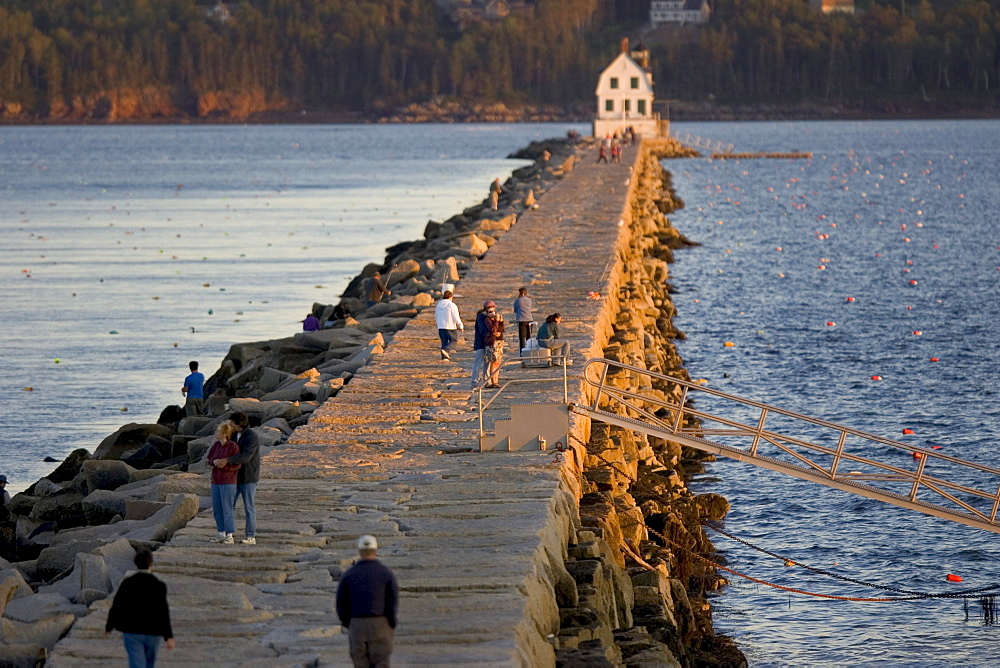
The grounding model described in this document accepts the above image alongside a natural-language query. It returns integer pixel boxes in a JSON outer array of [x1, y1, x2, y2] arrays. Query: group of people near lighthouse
[[434, 285, 571, 389]]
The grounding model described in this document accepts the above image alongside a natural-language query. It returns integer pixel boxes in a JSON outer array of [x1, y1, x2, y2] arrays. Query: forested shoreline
[[1, 0, 998, 122]]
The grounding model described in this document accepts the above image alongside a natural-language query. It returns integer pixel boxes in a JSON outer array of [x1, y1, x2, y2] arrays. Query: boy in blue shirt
[[181, 361, 205, 416]]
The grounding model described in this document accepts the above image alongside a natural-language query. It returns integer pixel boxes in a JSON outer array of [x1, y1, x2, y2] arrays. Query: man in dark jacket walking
[[336, 535, 399, 668], [214, 411, 260, 545], [105, 549, 174, 667]]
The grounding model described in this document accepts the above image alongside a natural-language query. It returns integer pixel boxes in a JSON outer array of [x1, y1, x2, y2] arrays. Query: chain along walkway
[[49, 142, 645, 667]]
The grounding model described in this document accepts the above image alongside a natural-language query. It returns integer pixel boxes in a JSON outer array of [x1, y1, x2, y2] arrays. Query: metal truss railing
[[572, 358, 1000, 534]]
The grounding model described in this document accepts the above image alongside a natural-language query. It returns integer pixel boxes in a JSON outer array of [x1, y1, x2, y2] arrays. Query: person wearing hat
[[336, 535, 399, 668], [0, 475, 9, 506], [471, 301, 505, 389]]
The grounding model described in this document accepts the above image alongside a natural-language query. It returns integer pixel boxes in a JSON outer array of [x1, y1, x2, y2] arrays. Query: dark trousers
[[517, 321, 532, 354], [438, 328, 459, 352], [349, 616, 394, 668]]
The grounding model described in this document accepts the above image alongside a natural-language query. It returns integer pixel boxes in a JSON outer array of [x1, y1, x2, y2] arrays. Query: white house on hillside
[[650, 0, 710, 27], [593, 41, 665, 139]]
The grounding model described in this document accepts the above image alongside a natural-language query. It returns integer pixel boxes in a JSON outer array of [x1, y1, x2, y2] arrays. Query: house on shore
[[650, 0, 710, 27], [593, 40, 667, 139]]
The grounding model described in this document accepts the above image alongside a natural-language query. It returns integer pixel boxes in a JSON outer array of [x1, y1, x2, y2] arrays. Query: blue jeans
[[234, 482, 257, 537], [438, 328, 459, 352], [123, 633, 161, 668], [470, 348, 487, 388], [211, 483, 237, 534]]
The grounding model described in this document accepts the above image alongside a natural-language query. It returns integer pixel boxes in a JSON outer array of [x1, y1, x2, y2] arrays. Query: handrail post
[[909, 454, 929, 502], [829, 430, 848, 479], [991, 484, 1000, 522], [671, 385, 689, 434], [563, 359, 568, 403], [749, 408, 768, 456], [593, 362, 610, 410], [478, 385, 484, 437]]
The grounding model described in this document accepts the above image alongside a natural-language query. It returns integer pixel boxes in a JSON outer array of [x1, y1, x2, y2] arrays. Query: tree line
[[0, 0, 997, 119]]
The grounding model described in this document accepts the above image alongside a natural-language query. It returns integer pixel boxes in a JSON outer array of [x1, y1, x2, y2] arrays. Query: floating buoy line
[[691, 522, 1000, 609]]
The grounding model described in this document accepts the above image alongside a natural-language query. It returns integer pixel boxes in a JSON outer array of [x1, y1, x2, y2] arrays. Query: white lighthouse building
[[593, 40, 666, 139]]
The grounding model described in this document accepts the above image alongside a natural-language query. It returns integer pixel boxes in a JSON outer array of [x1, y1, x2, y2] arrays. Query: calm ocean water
[[665, 120, 1000, 666], [0, 122, 581, 491], [1, 120, 997, 665]]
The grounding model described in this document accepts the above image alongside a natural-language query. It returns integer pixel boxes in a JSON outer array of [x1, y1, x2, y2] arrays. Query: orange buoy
[[931, 445, 942, 450], [929, 357, 939, 362], [912, 452, 923, 460], [724, 341, 735, 347], [909, 280, 918, 285], [947, 574, 963, 583], [826, 322, 836, 326], [902, 428, 915, 435], [846, 297, 856, 302], [870, 375, 883, 380], [913, 331, 923, 336]]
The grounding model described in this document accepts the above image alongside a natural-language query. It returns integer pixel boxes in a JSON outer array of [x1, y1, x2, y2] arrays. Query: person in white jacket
[[434, 290, 464, 360]]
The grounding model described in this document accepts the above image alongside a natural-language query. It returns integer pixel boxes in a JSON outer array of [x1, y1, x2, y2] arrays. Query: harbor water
[[1, 120, 997, 665]]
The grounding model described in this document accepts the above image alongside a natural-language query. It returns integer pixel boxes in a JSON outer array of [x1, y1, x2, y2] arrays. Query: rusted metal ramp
[[570, 358, 1000, 535]]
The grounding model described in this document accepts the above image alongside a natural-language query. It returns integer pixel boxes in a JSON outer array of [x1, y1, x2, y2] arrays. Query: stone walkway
[[49, 142, 641, 667]]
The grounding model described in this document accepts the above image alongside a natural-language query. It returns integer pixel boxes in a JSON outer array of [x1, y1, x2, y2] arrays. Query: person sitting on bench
[[537, 313, 570, 366]]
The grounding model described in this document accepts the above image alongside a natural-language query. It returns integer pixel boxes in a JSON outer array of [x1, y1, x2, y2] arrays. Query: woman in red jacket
[[207, 421, 241, 544]]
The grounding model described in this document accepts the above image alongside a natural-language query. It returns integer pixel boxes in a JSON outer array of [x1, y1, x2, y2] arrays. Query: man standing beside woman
[[212, 411, 260, 545], [471, 301, 505, 389]]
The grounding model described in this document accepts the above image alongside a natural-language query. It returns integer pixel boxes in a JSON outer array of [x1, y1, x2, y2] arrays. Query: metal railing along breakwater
[[571, 357, 1000, 534]]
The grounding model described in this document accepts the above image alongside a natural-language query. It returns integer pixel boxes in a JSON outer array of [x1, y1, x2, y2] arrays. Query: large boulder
[[0, 644, 46, 668], [385, 259, 421, 287], [44, 449, 91, 484], [0, 569, 32, 617], [449, 233, 489, 257], [153, 474, 210, 501], [2, 592, 86, 623], [93, 423, 175, 461], [0, 613, 76, 648], [92, 538, 136, 588], [81, 490, 127, 526], [35, 539, 105, 581], [178, 416, 215, 436], [81, 460, 134, 493], [28, 494, 84, 523], [186, 437, 215, 466], [122, 435, 173, 470], [227, 398, 301, 422], [157, 404, 186, 425]]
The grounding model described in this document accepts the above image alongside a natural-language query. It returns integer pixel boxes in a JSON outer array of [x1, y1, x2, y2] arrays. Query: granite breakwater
[[3, 134, 745, 667]]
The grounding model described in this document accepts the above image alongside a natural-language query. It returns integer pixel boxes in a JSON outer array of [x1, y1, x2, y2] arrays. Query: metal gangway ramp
[[570, 358, 1000, 535]]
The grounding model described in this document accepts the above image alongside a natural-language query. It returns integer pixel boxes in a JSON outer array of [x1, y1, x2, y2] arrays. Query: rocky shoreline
[[0, 134, 745, 666], [4, 97, 1000, 126], [549, 140, 744, 666]]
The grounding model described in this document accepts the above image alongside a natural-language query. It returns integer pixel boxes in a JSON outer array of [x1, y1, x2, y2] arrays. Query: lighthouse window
[[605, 99, 614, 112], [624, 99, 631, 112], [610, 78, 619, 89], [630, 77, 639, 89], [637, 100, 646, 115]]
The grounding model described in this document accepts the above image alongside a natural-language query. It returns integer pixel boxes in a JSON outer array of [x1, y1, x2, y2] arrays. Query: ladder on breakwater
[[570, 358, 1000, 535]]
